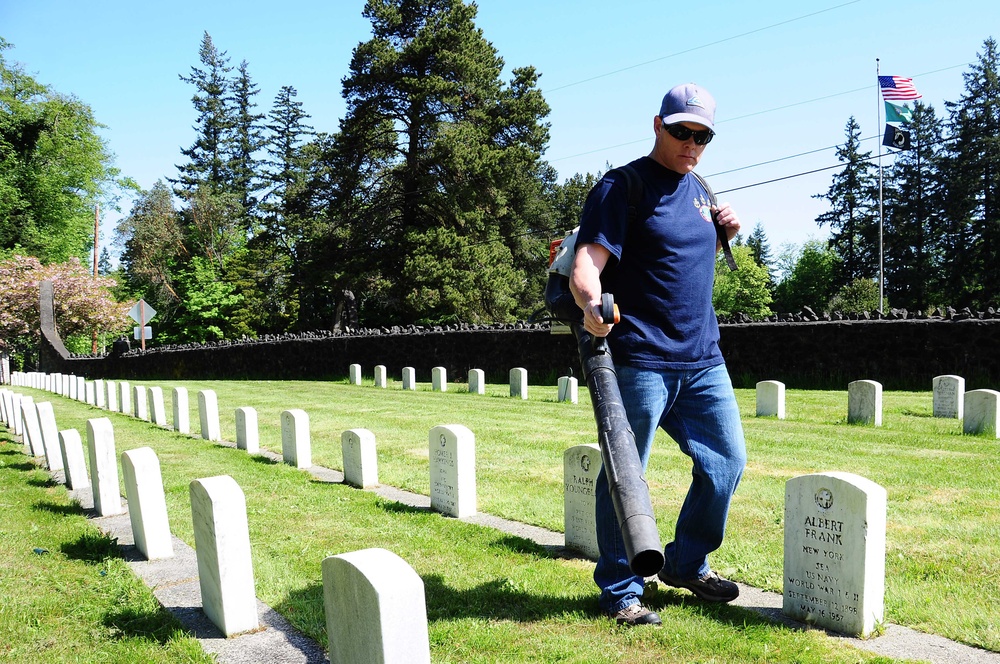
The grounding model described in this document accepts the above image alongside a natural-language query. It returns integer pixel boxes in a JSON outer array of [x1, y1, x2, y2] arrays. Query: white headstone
[[557, 376, 578, 404], [468, 368, 485, 395], [147, 387, 167, 426], [847, 380, 882, 426], [756, 380, 786, 419], [87, 417, 123, 516], [121, 447, 174, 560], [402, 367, 416, 391], [105, 380, 118, 412], [342, 428, 378, 489], [563, 443, 601, 560], [933, 375, 965, 419], [349, 363, 362, 386], [374, 365, 387, 389], [783, 472, 886, 637], [322, 548, 430, 664], [173, 387, 190, 434], [235, 407, 259, 454], [10, 392, 23, 436], [190, 475, 258, 636], [963, 389, 1000, 437], [35, 401, 64, 471], [118, 381, 132, 415], [76, 376, 85, 401], [85, 381, 96, 406], [198, 390, 221, 441], [509, 367, 528, 400], [132, 385, 149, 421], [20, 397, 44, 457], [281, 409, 311, 468], [429, 424, 476, 518], [431, 367, 447, 392], [59, 429, 90, 490], [94, 379, 106, 408]]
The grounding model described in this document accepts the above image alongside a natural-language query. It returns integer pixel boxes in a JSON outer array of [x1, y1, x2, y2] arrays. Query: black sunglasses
[[662, 122, 715, 146]]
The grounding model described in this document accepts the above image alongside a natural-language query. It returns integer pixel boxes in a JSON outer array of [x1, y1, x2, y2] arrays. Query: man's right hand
[[582, 300, 614, 337]]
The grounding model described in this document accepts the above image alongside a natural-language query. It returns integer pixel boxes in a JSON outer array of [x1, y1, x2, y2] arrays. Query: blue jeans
[[594, 363, 746, 613]]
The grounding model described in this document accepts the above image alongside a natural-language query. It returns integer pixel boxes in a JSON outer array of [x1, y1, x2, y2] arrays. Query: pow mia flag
[[883, 124, 912, 150]]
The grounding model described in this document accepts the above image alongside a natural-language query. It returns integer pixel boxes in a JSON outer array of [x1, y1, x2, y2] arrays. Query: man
[[569, 83, 747, 627]]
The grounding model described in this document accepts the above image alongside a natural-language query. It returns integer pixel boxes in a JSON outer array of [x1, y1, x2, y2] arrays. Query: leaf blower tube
[[545, 270, 664, 577]]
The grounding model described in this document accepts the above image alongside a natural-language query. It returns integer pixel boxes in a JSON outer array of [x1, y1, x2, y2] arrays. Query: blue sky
[[2, 0, 997, 261]]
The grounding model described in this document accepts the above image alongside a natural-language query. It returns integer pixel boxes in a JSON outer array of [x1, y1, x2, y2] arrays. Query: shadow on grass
[[251, 455, 279, 466], [102, 606, 189, 646], [1, 460, 38, 472], [376, 499, 430, 515], [60, 530, 123, 564], [27, 475, 59, 488], [34, 499, 85, 517]]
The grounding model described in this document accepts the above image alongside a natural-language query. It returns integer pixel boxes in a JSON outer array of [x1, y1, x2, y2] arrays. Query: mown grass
[[7, 376, 997, 661], [0, 432, 213, 663]]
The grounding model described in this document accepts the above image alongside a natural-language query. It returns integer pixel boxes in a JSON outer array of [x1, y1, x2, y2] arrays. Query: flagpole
[[877, 58, 884, 314]]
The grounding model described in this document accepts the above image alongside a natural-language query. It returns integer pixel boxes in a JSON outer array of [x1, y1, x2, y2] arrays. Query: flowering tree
[[0, 255, 130, 364]]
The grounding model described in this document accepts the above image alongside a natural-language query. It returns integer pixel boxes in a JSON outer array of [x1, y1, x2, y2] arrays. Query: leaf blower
[[545, 231, 664, 577]]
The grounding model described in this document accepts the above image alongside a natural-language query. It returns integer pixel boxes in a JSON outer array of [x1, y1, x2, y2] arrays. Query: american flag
[[879, 75, 921, 101]]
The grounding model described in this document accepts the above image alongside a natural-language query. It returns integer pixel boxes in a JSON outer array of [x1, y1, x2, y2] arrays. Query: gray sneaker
[[609, 602, 662, 626], [658, 570, 739, 603]]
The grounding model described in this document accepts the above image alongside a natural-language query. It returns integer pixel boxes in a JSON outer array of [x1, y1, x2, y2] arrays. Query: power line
[[545, 0, 863, 93]]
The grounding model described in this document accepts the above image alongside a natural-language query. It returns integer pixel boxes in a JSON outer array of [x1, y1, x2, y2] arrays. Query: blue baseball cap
[[659, 83, 716, 131]]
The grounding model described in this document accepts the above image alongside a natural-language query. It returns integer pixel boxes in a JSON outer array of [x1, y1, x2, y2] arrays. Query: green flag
[[885, 100, 913, 124]]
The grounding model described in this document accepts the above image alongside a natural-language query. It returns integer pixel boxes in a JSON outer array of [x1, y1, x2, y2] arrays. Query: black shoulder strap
[[609, 163, 643, 227], [691, 171, 737, 272]]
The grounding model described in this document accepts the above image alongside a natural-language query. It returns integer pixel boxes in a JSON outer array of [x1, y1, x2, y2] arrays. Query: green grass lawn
[[5, 376, 997, 662]]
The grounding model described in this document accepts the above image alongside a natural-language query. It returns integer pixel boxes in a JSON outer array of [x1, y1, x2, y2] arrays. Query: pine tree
[[229, 60, 266, 223], [746, 222, 775, 285], [814, 116, 879, 287], [173, 32, 234, 195], [883, 101, 946, 311], [942, 37, 1000, 308]]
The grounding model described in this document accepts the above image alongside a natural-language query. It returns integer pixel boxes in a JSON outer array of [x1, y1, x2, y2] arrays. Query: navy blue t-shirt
[[576, 156, 723, 370]]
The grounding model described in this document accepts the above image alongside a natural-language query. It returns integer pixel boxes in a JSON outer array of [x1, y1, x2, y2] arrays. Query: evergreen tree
[[745, 222, 775, 285], [173, 32, 234, 195], [324, 0, 552, 325], [942, 37, 1000, 308], [883, 101, 946, 311], [229, 60, 266, 222], [813, 116, 879, 287]]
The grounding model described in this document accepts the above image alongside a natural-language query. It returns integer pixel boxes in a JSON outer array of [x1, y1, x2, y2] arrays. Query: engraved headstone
[[235, 407, 259, 454], [933, 375, 965, 419], [322, 548, 430, 664], [198, 390, 221, 441], [87, 417, 123, 516], [509, 367, 528, 400], [349, 363, 362, 386], [118, 381, 131, 415], [342, 428, 378, 489], [429, 424, 476, 518], [281, 409, 311, 468], [468, 368, 485, 395], [132, 385, 149, 421], [563, 444, 601, 560], [557, 376, 578, 404], [190, 475, 258, 636], [432, 367, 447, 392], [121, 447, 174, 560], [75, 376, 85, 401], [374, 365, 387, 389], [402, 367, 416, 391], [756, 380, 786, 419], [105, 380, 118, 412], [59, 429, 90, 490], [783, 472, 886, 637], [847, 380, 882, 426], [85, 381, 96, 406], [173, 387, 190, 434], [35, 401, 64, 471], [94, 379, 106, 408], [147, 387, 167, 426], [963, 389, 1000, 437]]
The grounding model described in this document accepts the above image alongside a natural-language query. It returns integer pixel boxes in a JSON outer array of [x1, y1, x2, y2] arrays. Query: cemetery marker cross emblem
[[440, 434, 447, 447], [815, 488, 834, 510], [580, 455, 591, 472]]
